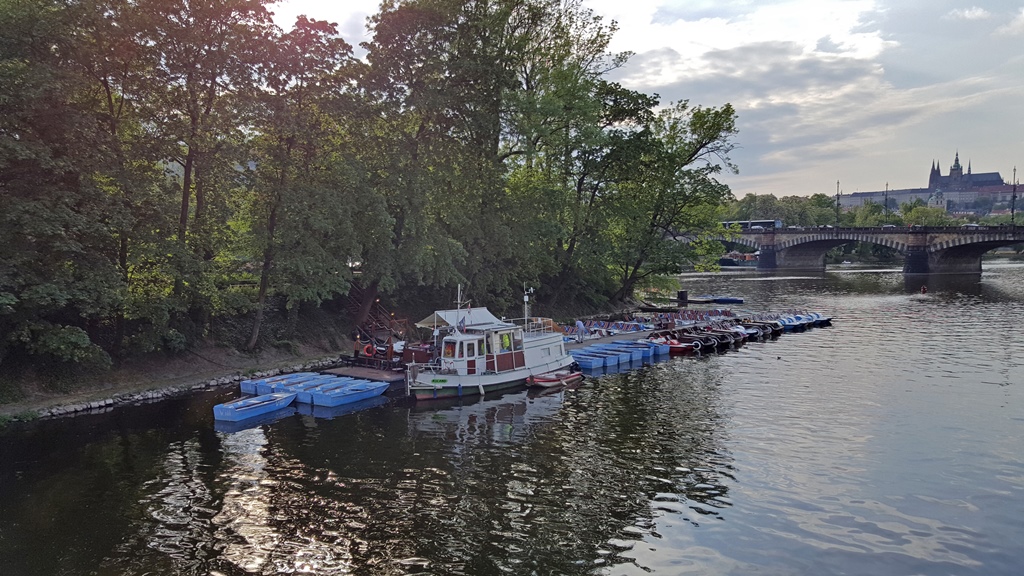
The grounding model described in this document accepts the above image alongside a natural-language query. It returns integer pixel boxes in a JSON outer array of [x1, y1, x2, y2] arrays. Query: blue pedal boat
[[213, 392, 297, 422], [296, 395, 389, 419], [256, 373, 330, 395], [591, 344, 644, 362], [239, 372, 317, 395], [310, 381, 389, 407], [582, 350, 619, 366], [214, 406, 297, 433], [570, 353, 604, 370], [582, 347, 629, 365], [271, 374, 339, 396], [613, 340, 668, 356], [609, 343, 653, 360], [295, 377, 363, 404]]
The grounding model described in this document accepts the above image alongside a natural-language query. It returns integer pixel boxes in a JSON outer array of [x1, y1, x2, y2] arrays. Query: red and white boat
[[406, 288, 576, 399], [526, 370, 585, 389]]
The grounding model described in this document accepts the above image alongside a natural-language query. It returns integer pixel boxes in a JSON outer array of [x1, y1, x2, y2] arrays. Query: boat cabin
[[417, 308, 529, 376]]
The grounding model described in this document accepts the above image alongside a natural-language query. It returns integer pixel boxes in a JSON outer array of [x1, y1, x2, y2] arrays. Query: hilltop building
[[840, 152, 1014, 213]]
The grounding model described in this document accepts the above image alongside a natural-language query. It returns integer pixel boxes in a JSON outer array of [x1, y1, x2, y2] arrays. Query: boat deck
[[323, 364, 407, 394]]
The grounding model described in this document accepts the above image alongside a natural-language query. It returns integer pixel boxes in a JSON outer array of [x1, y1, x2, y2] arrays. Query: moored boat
[[405, 300, 576, 400], [526, 370, 584, 389], [239, 372, 317, 395], [213, 392, 297, 422], [294, 377, 360, 404], [310, 380, 389, 407], [569, 353, 605, 370], [270, 374, 339, 395], [296, 395, 389, 419]]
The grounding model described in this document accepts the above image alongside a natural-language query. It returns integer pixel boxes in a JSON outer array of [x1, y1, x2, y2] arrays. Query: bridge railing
[[741, 224, 1020, 233]]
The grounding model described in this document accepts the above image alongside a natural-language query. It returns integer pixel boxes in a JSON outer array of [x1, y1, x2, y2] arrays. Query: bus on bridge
[[721, 219, 783, 230]]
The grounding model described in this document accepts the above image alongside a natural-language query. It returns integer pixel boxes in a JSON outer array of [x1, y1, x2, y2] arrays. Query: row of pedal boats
[[213, 372, 389, 422], [571, 312, 831, 369]]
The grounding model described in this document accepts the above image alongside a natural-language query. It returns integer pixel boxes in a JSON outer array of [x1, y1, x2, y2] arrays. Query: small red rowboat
[[526, 370, 585, 389]]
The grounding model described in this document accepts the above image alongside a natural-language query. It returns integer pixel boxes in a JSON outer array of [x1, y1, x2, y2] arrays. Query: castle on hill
[[841, 152, 1015, 213]]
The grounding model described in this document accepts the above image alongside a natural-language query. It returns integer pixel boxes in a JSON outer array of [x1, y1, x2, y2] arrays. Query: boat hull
[[311, 381, 389, 407], [213, 392, 297, 422], [527, 370, 585, 388]]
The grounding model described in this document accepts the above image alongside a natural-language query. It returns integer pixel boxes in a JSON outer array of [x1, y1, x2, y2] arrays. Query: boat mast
[[523, 283, 534, 320]]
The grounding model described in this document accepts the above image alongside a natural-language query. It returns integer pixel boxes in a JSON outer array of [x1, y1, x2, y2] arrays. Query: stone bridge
[[714, 225, 1024, 274]]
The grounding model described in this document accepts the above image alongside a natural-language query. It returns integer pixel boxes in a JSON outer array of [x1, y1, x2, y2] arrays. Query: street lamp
[[835, 180, 841, 226], [1012, 167, 1018, 227], [884, 182, 889, 223]]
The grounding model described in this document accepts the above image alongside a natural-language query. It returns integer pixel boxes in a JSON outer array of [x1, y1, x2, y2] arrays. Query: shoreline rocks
[[27, 355, 346, 421]]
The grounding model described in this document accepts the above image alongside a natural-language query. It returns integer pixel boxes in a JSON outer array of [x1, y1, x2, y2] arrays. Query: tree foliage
[[0, 0, 740, 369]]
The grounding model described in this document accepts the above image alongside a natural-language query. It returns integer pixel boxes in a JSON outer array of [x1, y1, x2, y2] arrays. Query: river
[[1, 263, 1023, 575]]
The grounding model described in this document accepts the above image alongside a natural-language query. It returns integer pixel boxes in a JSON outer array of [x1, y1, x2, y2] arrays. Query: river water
[[2, 264, 1023, 575]]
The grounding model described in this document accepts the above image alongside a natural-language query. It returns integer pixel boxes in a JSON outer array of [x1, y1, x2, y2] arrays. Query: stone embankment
[[26, 356, 347, 421]]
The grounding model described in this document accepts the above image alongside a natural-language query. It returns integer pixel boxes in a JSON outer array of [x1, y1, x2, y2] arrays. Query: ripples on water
[[1, 265, 1023, 575]]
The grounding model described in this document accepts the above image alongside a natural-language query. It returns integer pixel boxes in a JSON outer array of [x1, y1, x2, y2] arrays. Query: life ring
[[363, 344, 375, 356]]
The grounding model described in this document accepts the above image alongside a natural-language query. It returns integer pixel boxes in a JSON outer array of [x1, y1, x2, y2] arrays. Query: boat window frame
[[442, 340, 457, 359]]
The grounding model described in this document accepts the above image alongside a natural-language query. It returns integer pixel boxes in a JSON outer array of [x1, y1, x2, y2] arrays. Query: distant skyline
[[273, 0, 1024, 198]]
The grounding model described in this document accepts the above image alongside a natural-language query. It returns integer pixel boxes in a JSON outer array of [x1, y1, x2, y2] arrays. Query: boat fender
[[692, 340, 701, 351], [363, 344, 375, 356]]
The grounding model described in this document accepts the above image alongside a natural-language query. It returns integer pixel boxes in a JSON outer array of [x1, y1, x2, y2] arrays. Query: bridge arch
[[705, 226, 1024, 274]]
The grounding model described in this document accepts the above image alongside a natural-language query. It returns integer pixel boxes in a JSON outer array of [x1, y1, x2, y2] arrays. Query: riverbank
[[0, 302, 644, 425], [0, 341, 353, 423]]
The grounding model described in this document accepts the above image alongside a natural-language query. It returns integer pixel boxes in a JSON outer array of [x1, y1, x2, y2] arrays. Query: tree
[[605, 100, 738, 302], [135, 0, 275, 331], [241, 17, 366, 349], [903, 205, 956, 226], [0, 0, 126, 367]]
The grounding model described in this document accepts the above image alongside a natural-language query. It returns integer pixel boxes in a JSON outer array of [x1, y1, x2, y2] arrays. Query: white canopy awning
[[414, 307, 511, 330]]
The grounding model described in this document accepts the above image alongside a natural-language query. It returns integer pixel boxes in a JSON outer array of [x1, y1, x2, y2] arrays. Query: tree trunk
[[352, 278, 380, 329], [247, 204, 278, 351], [174, 147, 195, 296], [113, 234, 129, 356]]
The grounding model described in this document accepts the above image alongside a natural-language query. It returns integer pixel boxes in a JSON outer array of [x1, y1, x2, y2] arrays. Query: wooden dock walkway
[[323, 362, 407, 395]]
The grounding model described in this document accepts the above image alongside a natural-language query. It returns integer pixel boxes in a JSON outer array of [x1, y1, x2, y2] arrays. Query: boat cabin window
[[497, 331, 513, 353], [442, 341, 456, 358], [494, 330, 523, 353], [464, 341, 477, 358]]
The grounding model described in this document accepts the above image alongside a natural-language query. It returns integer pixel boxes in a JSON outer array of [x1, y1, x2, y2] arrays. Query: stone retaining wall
[[34, 356, 346, 420]]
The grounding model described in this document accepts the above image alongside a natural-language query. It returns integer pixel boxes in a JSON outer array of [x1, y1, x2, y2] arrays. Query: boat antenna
[[454, 283, 471, 333], [523, 283, 534, 320]]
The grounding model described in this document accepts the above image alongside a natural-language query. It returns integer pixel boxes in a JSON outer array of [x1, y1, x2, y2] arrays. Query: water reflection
[[3, 265, 1024, 575]]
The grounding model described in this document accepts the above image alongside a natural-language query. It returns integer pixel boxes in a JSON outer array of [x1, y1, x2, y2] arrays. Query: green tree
[[0, 0, 124, 367], [605, 100, 737, 302], [903, 205, 956, 226], [135, 0, 275, 332], [239, 17, 367, 349]]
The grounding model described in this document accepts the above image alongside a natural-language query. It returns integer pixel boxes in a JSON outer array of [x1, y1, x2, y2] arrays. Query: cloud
[[943, 7, 991, 21], [995, 8, 1024, 35]]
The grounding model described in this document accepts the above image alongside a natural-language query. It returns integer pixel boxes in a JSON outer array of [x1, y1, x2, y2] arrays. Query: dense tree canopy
[[0, 0, 738, 369]]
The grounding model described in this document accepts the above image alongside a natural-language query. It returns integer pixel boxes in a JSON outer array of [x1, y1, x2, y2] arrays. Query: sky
[[271, 0, 1024, 198]]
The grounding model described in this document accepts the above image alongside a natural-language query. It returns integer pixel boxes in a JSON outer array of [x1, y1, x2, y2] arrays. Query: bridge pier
[[903, 247, 929, 274], [756, 245, 777, 271]]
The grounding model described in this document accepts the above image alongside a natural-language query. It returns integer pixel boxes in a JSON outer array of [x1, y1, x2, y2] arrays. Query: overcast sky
[[273, 0, 1024, 198]]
